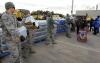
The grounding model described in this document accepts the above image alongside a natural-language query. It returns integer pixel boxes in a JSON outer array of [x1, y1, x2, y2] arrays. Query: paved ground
[[24, 32, 100, 63]]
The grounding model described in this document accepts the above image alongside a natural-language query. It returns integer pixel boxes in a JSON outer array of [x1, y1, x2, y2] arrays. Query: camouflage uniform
[[65, 14, 71, 38], [46, 16, 56, 44], [21, 16, 35, 58], [25, 16, 34, 52], [1, 12, 19, 63]]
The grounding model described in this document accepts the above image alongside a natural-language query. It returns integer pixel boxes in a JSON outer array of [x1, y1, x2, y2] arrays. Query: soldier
[[1, 2, 20, 63], [22, 11, 35, 57], [64, 14, 71, 38], [46, 13, 56, 45]]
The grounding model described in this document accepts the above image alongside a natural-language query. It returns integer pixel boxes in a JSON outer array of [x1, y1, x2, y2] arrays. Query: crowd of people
[[76, 16, 100, 35], [64, 14, 100, 40], [0, 2, 39, 63], [0, 2, 57, 63], [0, 1, 100, 63]]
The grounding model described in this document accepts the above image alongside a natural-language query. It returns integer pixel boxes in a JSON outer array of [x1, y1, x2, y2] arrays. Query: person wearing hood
[[93, 16, 100, 35], [22, 11, 36, 57]]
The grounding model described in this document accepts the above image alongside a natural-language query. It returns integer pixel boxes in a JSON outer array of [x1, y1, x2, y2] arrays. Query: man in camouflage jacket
[[1, 2, 19, 63]]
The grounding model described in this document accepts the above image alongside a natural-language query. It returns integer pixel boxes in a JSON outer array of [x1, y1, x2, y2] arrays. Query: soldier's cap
[[5, 2, 15, 10]]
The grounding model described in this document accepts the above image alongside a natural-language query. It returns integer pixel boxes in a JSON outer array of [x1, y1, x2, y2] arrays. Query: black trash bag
[[20, 36, 25, 42]]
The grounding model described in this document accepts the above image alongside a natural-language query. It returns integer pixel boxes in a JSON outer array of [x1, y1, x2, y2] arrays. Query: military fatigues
[[1, 12, 19, 63], [25, 16, 34, 52], [46, 17, 56, 44], [22, 16, 35, 58], [65, 15, 71, 38]]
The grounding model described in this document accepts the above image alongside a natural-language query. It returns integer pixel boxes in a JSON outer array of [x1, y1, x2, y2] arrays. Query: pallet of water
[[32, 20, 48, 43], [55, 20, 66, 33]]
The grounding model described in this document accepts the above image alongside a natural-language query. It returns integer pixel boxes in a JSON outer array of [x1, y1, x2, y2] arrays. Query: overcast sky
[[0, 0, 100, 14]]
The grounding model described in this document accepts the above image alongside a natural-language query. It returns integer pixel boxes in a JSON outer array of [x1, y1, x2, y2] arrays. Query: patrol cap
[[5, 2, 15, 10]]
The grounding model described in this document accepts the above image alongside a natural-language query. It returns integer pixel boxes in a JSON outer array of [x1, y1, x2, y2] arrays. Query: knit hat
[[5, 2, 15, 10]]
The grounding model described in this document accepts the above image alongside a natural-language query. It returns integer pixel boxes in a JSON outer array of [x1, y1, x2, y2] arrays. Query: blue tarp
[[0, 51, 10, 58]]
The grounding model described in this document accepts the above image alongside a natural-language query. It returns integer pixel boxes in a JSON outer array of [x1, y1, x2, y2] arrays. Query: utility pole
[[71, 0, 74, 15], [96, 4, 98, 10]]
